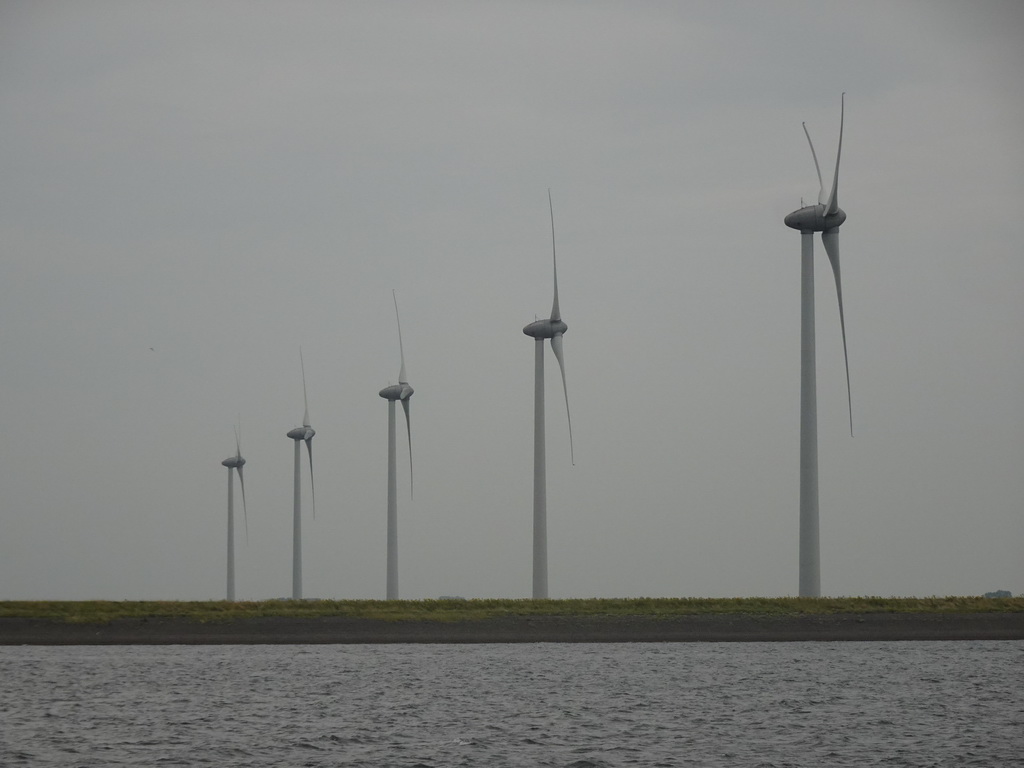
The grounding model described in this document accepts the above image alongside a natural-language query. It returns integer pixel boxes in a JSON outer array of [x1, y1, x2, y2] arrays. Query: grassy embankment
[[1, 596, 1021, 624]]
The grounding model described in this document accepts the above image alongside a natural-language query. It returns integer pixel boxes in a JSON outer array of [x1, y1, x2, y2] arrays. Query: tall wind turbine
[[220, 427, 247, 602], [522, 190, 574, 599], [783, 94, 853, 597], [286, 349, 316, 599], [378, 290, 414, 600]]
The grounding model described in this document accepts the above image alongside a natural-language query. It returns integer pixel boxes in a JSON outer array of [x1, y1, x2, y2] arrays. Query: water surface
[[3, 641, 1021, 767]]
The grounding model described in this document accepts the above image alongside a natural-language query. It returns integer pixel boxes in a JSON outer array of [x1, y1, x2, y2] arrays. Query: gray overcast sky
[[1, 1, 1021, 601]]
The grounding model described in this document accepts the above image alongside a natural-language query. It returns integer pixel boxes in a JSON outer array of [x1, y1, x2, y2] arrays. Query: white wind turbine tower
[[220, 427, 248, 602], [286, 349, 316, 599], [783, 94, 853, 597], [522, 190, 574, 599], [378, 290, 414, 600]]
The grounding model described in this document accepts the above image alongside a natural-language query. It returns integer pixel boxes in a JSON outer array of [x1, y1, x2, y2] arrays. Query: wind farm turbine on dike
[[218, 98, 853, 602]]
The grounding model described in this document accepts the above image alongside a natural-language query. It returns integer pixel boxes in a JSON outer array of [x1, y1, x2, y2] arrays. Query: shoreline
[[3, 612, 1023, 645]]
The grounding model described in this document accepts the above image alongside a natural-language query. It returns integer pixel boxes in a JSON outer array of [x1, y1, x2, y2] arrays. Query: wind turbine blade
[[549, 333, 575, 465], [300, 347, 311, 427], [305, 437, 316, 518], [803, 122, 827, 207], [548, 189, 560, 322], [401, 398, 413, 497], [822, 229, 853, 435], [393, 289, 408, 384], [237, 466, 249, 544], [825, 93, 844, 216]]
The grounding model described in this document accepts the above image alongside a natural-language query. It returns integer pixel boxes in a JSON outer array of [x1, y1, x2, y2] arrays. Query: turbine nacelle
[[287, 426, 315, 441], [221, 455, 246, 469], [784, 205, 846, 233], [379, 383, 414, 401], [523, 318, 568, 340]]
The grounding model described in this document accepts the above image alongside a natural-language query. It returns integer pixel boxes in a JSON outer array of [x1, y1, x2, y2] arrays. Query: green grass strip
[[1, 596, 1021, 624]]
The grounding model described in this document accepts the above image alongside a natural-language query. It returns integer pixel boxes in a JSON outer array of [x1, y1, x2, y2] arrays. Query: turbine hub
[[523, 318, 568, 339], [784, 205, 846, 233], [287, 426, 315, 440]]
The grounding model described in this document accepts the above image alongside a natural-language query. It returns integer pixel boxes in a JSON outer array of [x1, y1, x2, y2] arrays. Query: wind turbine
[[522, 190, 574, 599], [286, 349, 316, 599], [220, 427, 247, 602], [378, 290, 414, 600], [783, 93, 853, 597]]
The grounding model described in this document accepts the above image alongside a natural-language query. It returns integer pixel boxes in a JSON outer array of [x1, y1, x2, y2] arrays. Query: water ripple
[[2, 641, 1022, 767]]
